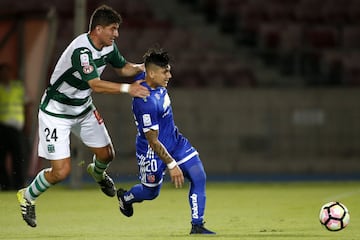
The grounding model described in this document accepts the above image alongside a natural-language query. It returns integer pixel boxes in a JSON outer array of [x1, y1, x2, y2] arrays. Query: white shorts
[[38, 109, 112, 160]]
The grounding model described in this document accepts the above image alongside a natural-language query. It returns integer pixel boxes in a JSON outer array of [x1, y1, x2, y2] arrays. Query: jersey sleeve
[[133, 97, 159, 133], [107, 44, 127, 68], [71, 47, 99, 82]]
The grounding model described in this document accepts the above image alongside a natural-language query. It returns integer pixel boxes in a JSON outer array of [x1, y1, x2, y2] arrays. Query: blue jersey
[[129, 84, 208, 225], [132, 82, 198, 167]]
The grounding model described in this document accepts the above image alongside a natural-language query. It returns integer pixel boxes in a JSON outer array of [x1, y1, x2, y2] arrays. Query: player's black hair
[[143, 47, 170, 68], [89, 5, 122, 31]]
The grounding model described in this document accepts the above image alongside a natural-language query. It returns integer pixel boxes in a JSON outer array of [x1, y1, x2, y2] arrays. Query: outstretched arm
[[145, 129, 184, 188], [88, 78, 149, 98], [115, 62, 145, 77]]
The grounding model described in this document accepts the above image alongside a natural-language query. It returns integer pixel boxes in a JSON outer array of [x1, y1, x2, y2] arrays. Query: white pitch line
[[324, 188, 360, 203]]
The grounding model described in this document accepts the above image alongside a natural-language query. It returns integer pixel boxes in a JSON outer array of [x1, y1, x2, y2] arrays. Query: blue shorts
[[136, 142, 198, 187]]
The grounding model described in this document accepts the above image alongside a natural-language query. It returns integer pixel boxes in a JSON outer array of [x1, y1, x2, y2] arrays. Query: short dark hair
[[89, 5, 122, 31], [143, 47, 170, 68]]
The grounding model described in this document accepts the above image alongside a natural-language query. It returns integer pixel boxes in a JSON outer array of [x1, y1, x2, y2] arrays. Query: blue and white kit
[[125, 81, 208, 224]]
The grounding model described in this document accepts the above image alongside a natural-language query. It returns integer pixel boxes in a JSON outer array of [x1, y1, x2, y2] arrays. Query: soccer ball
[[319, 201, 350, 231]]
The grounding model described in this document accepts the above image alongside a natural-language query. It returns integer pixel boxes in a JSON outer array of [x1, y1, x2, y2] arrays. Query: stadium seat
[[348, 0, 360, 24], [321, 0, 351, 25], [295, 0, 325, 24], [342, 26, 360, 49], [303, 25, 340, 49], [342, 51, 360, 85]]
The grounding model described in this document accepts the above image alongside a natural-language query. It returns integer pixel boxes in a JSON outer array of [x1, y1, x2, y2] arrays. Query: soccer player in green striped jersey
[[17, 5, 149, 227]]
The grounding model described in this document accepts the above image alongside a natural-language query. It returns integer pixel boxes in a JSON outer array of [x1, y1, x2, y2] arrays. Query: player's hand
[[169, 166, 184, 188], [129, 80, 149, 98]]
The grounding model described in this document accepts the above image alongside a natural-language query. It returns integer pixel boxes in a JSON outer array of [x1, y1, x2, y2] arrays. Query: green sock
[[25, 169, 52, 201], [93, 156, 109, 181]]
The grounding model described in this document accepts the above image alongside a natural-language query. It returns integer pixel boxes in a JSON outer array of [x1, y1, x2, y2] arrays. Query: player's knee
[[198, 170, 207, 184], [95, 145, 115, 163], [147, 191, 159, 200], [103, 151, 115, 163], [191, 167, 206, 185], [49, 166, 71, 183], [107, 145, 115, 161], [144, 185, 160, 200], [192, 163, 207, 185]]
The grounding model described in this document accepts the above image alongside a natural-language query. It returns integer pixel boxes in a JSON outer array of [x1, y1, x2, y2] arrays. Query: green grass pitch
[[1, 181, 359, 240]]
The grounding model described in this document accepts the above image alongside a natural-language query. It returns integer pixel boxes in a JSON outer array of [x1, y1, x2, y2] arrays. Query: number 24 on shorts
[[44, 128, 58, 142]]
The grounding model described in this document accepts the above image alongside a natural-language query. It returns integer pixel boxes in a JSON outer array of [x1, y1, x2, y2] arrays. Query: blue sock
[[183, 157, 207, 225], [124, 184, 161, 204]]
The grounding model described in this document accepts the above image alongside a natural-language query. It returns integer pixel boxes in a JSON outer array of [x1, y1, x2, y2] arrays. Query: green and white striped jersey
[[40, 33, 126, 119]]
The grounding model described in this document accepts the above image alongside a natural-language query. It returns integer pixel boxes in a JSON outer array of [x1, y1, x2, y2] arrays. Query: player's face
[[152, 64, 172, 88], [97, 23, 119, 47]]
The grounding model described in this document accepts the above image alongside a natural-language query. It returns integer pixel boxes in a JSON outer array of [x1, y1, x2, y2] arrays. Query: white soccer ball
[[319, 201, 350, 231]]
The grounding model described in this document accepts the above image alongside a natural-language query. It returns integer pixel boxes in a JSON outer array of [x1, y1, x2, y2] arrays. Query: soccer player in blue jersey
[[16, 5, 149, 228], [116, 47, 215, 234]]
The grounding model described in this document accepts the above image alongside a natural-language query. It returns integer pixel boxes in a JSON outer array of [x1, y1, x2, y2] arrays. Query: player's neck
[[145, 79, 157, 89], [88, 32, 104, 50]]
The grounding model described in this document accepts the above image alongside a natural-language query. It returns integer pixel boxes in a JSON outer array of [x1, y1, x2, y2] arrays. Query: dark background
[[1, 0, 359, 184]]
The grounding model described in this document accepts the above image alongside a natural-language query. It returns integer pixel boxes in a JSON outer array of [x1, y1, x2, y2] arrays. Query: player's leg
[[17, 110, 72, 227], [181, 155, 215, 234], [17, 158, 71, 228], [117, 184, 161, 217], [77, 109, 116, 197], [117, 156, 165, 217], [125, 183, 161, 202], [182, 156, 206, 224], [87, 146, 116, 197]]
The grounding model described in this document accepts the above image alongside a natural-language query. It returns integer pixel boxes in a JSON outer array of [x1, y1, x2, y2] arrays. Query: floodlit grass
[[1, 181, 359, 240]]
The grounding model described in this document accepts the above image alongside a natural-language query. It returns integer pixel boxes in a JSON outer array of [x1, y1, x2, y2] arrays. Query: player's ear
[[147, 69, 155, 78]]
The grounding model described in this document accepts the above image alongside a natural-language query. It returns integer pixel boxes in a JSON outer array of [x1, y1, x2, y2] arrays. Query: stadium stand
[[2, 0, 360, 181], [2, 0, 360, 87], [181, 0, 360, 87]]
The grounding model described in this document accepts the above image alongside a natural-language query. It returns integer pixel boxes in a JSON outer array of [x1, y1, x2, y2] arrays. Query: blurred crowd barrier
[[59, 88, 360, 182]]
